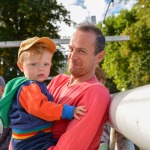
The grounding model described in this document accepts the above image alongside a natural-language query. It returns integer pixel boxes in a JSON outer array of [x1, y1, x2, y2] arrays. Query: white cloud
[[57, 0, 136, 37], [69, 5, 88, 22], [84, 0, 108, 22]]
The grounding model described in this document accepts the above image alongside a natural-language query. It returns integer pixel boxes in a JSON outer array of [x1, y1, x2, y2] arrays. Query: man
[[9, 22, 110, 150], [47, 22, 110, 150]]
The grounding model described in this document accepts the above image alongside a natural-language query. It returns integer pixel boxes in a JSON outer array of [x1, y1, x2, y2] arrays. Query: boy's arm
[[48, 86, 110, 150], [19, 83, 74, 121]]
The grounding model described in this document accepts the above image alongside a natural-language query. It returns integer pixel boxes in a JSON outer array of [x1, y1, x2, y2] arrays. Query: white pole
[[108, 84, 150, 150]]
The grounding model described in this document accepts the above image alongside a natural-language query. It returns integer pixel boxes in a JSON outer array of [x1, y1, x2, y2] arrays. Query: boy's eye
[[44, 63, 49, 66], [31, 63, 37, 66]]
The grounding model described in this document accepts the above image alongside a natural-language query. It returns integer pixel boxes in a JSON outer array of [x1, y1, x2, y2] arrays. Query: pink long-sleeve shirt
[[47, 74, 110, 150]]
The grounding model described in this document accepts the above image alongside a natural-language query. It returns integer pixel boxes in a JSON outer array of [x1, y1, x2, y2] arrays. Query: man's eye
[[79, 50, 85, 54], [68, 48, 73, 52]]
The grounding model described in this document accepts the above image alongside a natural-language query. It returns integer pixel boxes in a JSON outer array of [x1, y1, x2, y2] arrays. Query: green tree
[[98, 0, 150, 91], [0, 0, 71, 82]]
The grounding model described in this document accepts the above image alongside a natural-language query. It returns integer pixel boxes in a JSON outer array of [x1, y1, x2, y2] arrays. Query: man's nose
[[69, 51, 78, 60]]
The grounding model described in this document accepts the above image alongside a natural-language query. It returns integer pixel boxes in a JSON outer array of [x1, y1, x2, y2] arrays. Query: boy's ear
[[17, 62, 24, 72]]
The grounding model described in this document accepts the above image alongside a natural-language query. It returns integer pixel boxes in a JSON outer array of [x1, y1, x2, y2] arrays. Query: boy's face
[[18, 50, 53, 82]]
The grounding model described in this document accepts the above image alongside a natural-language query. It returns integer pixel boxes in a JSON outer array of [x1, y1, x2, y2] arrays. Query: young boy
[[3, 37, 85, 150]]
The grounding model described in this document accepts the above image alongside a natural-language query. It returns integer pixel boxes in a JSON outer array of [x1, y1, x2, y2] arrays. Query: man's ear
[[17, 61, 24, 72], [97, 50, 105, 63]]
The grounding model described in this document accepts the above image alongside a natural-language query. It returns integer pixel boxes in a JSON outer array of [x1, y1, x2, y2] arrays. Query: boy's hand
[[74, 106, 86, 120]]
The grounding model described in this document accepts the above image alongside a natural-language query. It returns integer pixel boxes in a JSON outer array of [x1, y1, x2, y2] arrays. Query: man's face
[[68, 30, 101, 78]]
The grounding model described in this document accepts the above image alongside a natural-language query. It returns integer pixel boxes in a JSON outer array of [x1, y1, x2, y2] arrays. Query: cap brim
[[22, 37, 56, 53]]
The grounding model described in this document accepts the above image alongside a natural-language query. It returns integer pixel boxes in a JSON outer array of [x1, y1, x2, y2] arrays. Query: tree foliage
[[0, 0, 71, 82], [98, 0, 150, 91]]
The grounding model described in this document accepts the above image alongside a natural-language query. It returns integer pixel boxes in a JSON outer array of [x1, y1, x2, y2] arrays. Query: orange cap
[[18, 37, 56, 58]]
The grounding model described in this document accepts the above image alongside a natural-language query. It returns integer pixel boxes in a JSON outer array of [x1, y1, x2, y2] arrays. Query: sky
[[57, 0, 136, 38]]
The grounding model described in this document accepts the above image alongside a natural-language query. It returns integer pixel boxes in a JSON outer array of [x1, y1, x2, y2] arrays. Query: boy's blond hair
[[18, 43, 52, 63]]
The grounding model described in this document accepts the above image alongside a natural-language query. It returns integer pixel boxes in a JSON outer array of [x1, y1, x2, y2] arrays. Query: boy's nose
[[38, 65, 44, 70]]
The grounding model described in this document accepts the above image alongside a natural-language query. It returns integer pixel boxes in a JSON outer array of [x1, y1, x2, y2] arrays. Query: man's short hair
[[75, 22, 105, 55]]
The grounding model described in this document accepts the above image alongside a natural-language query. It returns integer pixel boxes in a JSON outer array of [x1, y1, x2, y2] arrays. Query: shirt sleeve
[[48, 85, 110, 150], [19, 82, 63, 121]]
